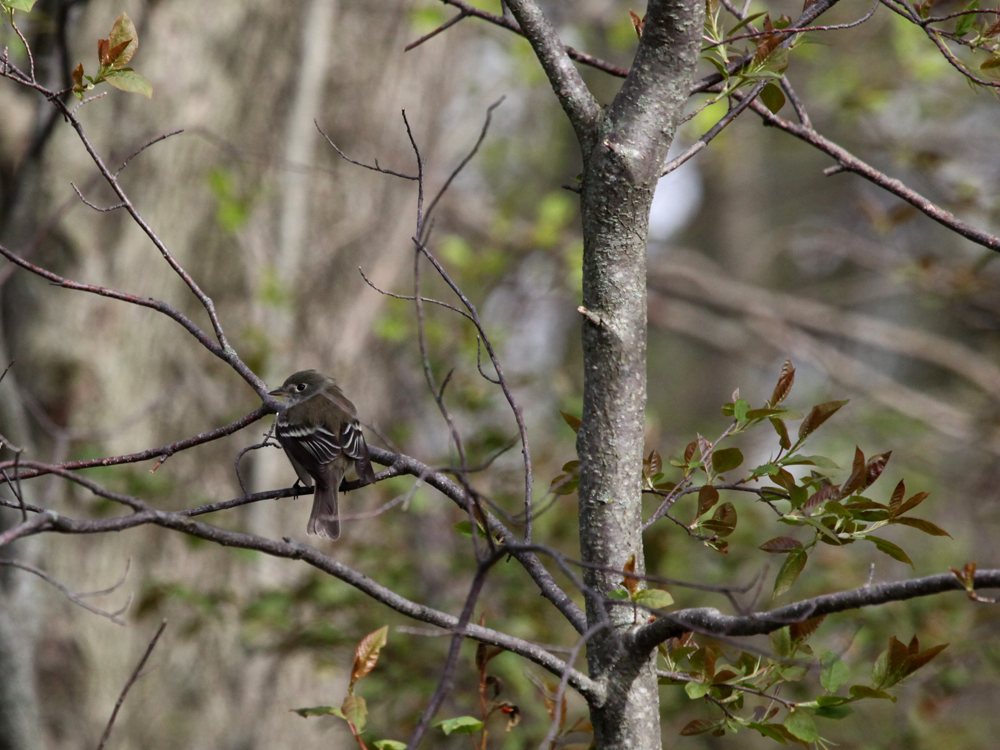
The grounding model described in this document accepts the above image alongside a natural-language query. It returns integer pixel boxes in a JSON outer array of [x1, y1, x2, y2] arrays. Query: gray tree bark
[[504, 0, 704, 746]]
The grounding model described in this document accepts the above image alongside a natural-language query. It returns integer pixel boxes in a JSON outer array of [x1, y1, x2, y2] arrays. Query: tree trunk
[[574, 1, 704, 747]]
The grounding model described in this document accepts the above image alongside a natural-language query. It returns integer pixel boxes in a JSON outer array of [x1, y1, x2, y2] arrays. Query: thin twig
[[0, 559, 130, 625], [95, 620, 168, 750], [315, 121, 418, 180]]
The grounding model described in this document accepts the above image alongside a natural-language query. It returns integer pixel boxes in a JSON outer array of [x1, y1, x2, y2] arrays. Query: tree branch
[[502, 0, 601, 145], [737, 93, 1000, 252], [631, 570, 1000, 654]]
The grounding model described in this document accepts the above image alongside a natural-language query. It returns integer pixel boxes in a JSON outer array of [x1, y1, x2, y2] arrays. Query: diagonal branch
[[7, 504, 604, 703], [736, 93, 1000, 252], [502, 0, 601, 144]]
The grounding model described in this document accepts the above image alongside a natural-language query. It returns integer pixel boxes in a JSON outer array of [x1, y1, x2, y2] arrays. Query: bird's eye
[[296, 383, 306, 392]]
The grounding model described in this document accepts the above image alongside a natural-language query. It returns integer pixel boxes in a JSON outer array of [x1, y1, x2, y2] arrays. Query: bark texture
[[572, 1, 705, 747]]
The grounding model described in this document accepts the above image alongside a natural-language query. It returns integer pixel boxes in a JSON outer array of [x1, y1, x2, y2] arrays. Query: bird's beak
[[269, 387, 290, 399]]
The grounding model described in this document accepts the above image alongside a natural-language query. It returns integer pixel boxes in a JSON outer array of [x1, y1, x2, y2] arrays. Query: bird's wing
[[276, 420, 343, 464], [339, 420, 368, 462]]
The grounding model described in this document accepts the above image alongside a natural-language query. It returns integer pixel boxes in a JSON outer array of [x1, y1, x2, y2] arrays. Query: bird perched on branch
[[269, 370, 376, 539]]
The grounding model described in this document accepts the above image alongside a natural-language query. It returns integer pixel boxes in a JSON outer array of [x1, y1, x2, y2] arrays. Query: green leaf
[[955, 1, 979, 36], [745, 407, 786, 420], [784, 710, 819, 742], [341, 694, 367, 731], [734, 398, 751, 422], [712, 447, 744, 473], [814, 704, 852, 719], [728, 10, 768, 33], [291, 705, 340, 718], [634, 588, 674, 609], [685, 680, 712, 699], [867, 536, 914, 567], [760, 82, 786, 113], [607, 588, 631, 600], [773, 547, 807, 597], [374, 741, 408, 750], [781, 454, 839, 469], [770, 417, 791, 449], [0, 0, 38, 10], [770, 626, 793, 658], [849, 684, 895, 701], [889, 517, 950, 537], [107, 13, 138, 68], [820, 649, 850, 692], [435, 716, 484, 735], [749, 722, 797, 743], [103, 68, 152, 98]]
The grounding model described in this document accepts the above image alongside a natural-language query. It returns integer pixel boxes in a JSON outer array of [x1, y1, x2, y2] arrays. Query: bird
[[269, 370, 376, 539]]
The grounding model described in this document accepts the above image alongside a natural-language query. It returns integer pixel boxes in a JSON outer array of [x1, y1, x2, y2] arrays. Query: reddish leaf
[[771, 359, 796, 404], [684, 440, 697, 464], [951, 561, 976, 589], [886, 636, 910, 683], [560, 411, 581, 433], [680, 719, 718, 736], [759, 536, 803, 553], [803, 483, 839, 512], [896, 491, 929, 516], [71, 63, 84, 86], [862, 451, 891, 491], [906, 643, 948, 675], [98, 38, 110, 66], [840, 446, 867, 496], [630, 9, 645, 38], [888, 479, 906, 515], [105, 39, 132, 68], [621, 554, 639, 596], [698, 434, 713, 474], [645, 449, 662, 478], [790, 614, 826, 644], [798, 400, 849, 440], [350, 626, 388, 688], [697, 485, 720, 517], [703, 502, 737, 537]]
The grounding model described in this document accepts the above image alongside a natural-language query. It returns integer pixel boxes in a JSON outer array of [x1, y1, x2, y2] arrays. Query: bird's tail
[[307, 480, 340, 540]]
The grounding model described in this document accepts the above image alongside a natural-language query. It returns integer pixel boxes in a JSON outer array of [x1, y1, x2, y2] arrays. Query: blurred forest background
[[1, 0, 999, 747]]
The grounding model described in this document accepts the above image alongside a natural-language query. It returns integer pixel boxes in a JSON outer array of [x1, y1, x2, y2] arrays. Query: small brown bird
[[269, 370, 376, 539]]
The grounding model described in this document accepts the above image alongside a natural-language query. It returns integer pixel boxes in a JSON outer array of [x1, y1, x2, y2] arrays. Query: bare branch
[[0, 559, 130, 625], [0, 406, 271, 480], [736, 92, 1000, 252], [96, 620, 168, 750], [315, 121, 418, 180], [661, 82, 765, 177], [502, 0, 601, 142]]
